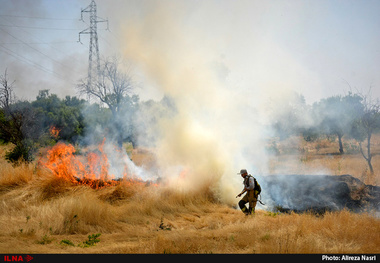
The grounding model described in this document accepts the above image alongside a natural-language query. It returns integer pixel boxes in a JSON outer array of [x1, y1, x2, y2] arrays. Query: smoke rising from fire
[[3, 1, 379, 211], [118, 1, 317, 205]]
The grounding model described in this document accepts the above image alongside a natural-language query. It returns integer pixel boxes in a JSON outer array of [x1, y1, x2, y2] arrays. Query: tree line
[[272, 91, 380, 173], [1, 58, 380, 174], [0, 59, 172, 164], [0, 64, 142, 163]]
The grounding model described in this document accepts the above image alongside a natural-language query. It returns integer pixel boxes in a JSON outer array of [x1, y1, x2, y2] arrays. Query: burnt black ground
[[260, 174, 380, 214]]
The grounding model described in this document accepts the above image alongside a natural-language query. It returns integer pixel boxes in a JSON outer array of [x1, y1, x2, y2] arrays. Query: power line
[[0, 27, 76, 74], [0, 6, 112, 86], [0, 14, 78, 21], [0, 16, 85, 72], [0, 41, 77, 45], [0, 25, 83, 82], [0, 24, 79, 31], [0, 43, 64, 79]]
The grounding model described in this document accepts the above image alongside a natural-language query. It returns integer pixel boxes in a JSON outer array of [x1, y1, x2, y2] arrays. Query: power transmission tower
[[78, 0, 108, 100]]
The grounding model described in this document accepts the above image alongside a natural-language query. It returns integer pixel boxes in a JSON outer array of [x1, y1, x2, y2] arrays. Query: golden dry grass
[[0, 180, 379, 254], [0, 139, 380, 254], [268, 134, 380, 185]]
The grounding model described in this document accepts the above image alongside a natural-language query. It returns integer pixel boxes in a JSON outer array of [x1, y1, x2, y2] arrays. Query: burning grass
[[39, 139, 119, 188], [37, 138, 155, 191], [0, 142, 380, 253]]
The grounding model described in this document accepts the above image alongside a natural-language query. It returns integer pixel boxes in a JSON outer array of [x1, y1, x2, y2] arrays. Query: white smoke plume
[[117, 1, 318, 205], [2, 0, 378, 211]]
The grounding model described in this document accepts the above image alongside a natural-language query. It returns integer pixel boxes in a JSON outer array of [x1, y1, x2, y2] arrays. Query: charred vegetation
[[264, 174, 380, 215]]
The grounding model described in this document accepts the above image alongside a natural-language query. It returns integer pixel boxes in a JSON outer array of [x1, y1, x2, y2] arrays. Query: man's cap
[[237, 169, 248, 175]]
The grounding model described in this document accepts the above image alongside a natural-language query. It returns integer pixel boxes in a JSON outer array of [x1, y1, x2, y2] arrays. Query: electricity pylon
[[78, 0, 108, 99]]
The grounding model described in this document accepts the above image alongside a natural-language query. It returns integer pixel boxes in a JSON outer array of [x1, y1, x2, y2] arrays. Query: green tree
[[350, 93, 380, 174], [0, 71, 41, 162], [312, 93, 363, 154], [32, 90, 86, 143]]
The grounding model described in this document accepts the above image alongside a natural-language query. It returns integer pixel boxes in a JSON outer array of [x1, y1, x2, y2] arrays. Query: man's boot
[[239, 200, 249, 215], [241, 206, 249, 215], [248, 207, 253, 215]]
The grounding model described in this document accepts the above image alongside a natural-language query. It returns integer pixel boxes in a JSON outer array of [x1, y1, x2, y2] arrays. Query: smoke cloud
[[3, 1, 378, 211], [116, 1, 321, 205]]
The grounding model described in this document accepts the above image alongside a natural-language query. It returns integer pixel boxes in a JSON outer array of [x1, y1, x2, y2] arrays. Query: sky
[[0, 0, 379, 104]]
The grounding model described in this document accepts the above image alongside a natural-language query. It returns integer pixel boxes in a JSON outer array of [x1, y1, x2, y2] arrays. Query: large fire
[[40, 138, 143, 189]]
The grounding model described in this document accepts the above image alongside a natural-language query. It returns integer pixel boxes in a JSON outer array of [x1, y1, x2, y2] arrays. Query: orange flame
[[49, 126, 60, 139], [40, 137, 157, 189], [41, 138, 118, 189]]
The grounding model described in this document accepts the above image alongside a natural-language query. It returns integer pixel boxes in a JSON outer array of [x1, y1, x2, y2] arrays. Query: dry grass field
[[0, 136, 380, 254], [267, 134, 380, 186]]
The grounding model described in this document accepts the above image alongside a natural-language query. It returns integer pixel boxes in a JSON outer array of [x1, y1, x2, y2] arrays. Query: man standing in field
[[236, 169, 258, 215]]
